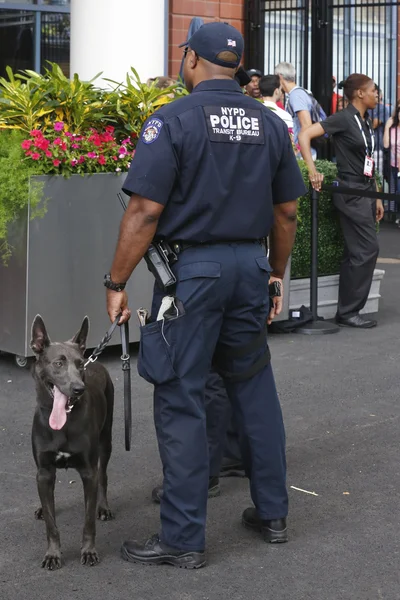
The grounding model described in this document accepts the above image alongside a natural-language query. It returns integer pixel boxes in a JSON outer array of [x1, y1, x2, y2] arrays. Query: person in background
[[372, 85, 392, 175], [245, 68, 262, 98], [275, 61, 326, 160], [383, 101, 400, 224], [235, 65, 251, 88], [260, 75, 293, 129], [147, 76, 176, 89], [331, 76, 342, 114], [299, 73, 384, 329]]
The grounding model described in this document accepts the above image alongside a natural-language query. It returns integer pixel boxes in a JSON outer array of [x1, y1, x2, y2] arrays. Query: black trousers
[[333, 180, 379, 319]]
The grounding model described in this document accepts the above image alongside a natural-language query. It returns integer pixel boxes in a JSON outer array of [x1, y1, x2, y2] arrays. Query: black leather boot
[[242, 507, 288, 543], [121, 534, 206, 569]]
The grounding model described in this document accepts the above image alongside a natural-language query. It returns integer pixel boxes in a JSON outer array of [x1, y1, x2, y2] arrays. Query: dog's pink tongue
[[49, 386, 68, 430]]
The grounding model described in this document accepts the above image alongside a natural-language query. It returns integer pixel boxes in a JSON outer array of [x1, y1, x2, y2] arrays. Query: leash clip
[[84, 355, 98, 369]]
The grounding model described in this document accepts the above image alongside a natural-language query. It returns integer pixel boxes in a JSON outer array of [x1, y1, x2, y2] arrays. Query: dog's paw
[[35, 507, 44, 520], [97, 506, 114, 521], [41, 552, 62, 570], [81, 548, 99, 567]]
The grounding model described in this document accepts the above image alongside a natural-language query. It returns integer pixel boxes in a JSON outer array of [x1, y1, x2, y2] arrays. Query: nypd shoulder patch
[[142, 118, 164, 144]]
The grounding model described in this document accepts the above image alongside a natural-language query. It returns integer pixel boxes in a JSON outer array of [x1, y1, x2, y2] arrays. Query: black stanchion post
[[297, 188, 340, 335]]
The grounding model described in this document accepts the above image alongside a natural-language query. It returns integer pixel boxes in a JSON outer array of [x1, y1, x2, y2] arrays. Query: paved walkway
[[1, 223, 399, 600]]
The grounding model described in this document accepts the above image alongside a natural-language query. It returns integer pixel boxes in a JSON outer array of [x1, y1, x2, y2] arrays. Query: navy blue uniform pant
[[138, 242, 287, 552], [205, 369, 241, 475]]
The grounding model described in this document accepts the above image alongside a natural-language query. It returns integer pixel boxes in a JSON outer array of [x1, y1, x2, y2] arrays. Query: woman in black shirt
[[299, 74, 384, 329]]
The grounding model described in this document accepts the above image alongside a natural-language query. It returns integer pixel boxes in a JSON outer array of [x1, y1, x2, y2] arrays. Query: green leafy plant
[[0, 65, 188, 264], [0, 130, 45, 263], [103, 67, 188, 139], [291, 160, 344, 278]]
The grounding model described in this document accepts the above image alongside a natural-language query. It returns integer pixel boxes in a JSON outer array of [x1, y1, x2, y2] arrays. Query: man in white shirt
[[260, 75, 293, 129]]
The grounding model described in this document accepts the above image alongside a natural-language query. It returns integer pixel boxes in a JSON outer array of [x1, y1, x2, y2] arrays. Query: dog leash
[[84, 314, 132, 451]]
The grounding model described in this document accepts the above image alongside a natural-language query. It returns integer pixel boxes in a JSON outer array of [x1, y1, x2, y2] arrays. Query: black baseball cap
[[246, 68, 263, 78], [179, 22, 244, 69]]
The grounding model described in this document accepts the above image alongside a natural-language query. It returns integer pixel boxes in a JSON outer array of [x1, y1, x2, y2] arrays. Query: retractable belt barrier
[[321, 183, 400, 202]]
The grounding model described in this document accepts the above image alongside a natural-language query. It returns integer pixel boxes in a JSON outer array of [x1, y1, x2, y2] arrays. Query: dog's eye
[[54, 361, 63, 368]]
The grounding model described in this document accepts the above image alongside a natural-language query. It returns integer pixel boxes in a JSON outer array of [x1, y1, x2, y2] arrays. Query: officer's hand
[[267, 276, 284, 325], [309, 170, 324, 191], [376, 198, 384, 222], [106, 289, 131, 324]]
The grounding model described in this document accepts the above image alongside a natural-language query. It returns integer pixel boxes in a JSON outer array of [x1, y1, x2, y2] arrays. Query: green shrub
[[0, 130, 45, 263], [291, 160, 344, 279]]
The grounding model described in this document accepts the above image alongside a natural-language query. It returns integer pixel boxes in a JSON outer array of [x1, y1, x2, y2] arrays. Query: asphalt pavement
[[1, 222, 399, 600]]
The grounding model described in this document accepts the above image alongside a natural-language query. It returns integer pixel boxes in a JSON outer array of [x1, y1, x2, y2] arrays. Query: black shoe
[[151, 476, 221, 504], [220, 457, 246, 478], [336, 314, 377, 329], [242, 507, 288, 543], [121, 534, 206, 569]]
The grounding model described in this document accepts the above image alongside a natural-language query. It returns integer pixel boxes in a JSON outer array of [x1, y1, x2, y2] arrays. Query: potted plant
[[0, 64, 185, 363]]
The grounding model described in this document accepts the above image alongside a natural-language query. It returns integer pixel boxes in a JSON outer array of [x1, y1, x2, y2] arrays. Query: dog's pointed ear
[[70, 316, 90, 353], [30, 315, 51, 354]]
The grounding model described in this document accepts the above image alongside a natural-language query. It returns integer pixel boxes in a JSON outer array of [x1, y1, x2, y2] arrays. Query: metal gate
[[246, 0, 398, 113], [245, 0, 399, 208]]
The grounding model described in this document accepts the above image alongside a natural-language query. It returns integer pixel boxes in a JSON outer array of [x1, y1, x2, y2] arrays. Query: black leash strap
[[84, 315, 122, 369], [84, 313, 132, 451], [321, 183, 400, 202], [120, 321, 132, 451]]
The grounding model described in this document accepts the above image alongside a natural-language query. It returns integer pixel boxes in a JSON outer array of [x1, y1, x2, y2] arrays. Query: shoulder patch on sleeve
[[141, 118, 164, 144]]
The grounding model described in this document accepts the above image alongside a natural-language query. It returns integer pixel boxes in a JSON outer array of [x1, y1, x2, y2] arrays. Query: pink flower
[[65, 132, 73, 137], [60, 142, 67, 151], [87, 151, 97, 159], [115, 167, 121, 172], [122, 138, 131, 145], [35, 138, 50, 150], [21, 140, 32, 150], [98, 155, 106, 166], [70, 159, 78, 166], [78, 156, 85, 164], [54, 121, 65, 132], [53, 138, 62, 146], [105, 125, 115, 133], [72, 143, 80, 149], [112, 156, 117, 161], [118, 146, 127, 155], [30, 130, 42, 137], [45, 150, 52, 158], [53, 159, 61, 167], [31, 153, 41, 160]]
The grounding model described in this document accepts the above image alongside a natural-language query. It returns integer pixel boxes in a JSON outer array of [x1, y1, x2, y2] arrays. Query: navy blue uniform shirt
[[123, 79, 306, 243]]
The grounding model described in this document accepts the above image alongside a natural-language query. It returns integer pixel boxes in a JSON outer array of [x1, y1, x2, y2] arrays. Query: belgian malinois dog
[[30, 315, 114, 569]]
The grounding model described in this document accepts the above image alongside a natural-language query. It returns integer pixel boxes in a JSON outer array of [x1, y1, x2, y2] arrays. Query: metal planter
[[0, 174, 154, 360]]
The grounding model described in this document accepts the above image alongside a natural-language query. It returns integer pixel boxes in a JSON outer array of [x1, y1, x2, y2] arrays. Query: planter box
[[0, 174, 154, 359], [289, 269, 385, 319]]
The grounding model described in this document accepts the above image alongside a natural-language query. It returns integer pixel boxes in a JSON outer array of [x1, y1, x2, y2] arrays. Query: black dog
[[30, 315, 114, 569]]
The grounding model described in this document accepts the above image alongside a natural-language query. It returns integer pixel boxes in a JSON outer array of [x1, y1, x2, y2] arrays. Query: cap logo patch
[[227, 39, 237, 47], [142, 118, 164, 144]]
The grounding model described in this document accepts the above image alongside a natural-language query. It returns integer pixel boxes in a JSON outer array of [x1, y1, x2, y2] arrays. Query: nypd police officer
[[105, 22, 306, 568]]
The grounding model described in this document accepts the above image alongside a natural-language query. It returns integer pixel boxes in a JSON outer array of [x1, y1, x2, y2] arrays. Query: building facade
[[0, 0, 398, 107]]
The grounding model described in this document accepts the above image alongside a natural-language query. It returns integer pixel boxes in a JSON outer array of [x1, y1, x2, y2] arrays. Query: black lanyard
[[354, 115, 375, 157]]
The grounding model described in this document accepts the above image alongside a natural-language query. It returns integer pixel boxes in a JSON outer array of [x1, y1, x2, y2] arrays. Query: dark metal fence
[[246, 0, 400, 216], [0, 3, 70, 79]]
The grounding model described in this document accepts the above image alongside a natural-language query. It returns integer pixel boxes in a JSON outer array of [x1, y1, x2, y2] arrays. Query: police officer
[[106, 22, 305, 568]]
